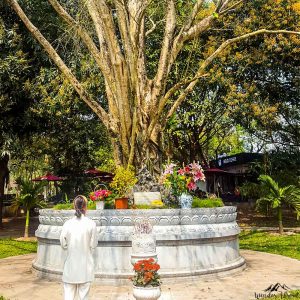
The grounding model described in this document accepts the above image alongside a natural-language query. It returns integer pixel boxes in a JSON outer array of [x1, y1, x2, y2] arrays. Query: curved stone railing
[[33, 207, 245, 283]]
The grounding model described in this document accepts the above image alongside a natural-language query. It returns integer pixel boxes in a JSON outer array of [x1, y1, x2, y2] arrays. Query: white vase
[[133, 286, 161, 300], [178, 193, 193, 208], [96, 201, 105, 210]]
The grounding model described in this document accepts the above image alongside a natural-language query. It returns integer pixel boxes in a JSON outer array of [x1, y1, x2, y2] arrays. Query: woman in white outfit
[[60, 195, 98, 300]]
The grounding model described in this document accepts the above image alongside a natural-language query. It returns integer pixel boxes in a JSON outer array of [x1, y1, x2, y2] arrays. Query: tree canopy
[[5, 0, 299, 172]]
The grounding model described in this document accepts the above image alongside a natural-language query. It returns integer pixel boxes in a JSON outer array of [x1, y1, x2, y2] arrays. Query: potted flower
[[89, 189, 112, 210], [161, 162, 205, 208], [131, 258, 161, 300], [109, 166, 138, 209]]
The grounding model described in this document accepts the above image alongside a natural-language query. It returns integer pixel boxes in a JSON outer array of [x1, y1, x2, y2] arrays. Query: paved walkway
[[0, 250, 299, 300]]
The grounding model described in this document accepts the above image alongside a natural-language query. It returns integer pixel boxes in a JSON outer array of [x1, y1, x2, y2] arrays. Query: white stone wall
[[33, 207, 245, 282]]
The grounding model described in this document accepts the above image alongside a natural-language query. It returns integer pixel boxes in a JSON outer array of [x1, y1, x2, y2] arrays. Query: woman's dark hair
[[74, 195, 87, 218]]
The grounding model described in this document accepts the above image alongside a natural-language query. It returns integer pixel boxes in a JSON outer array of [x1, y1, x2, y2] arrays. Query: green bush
[[192, 197, 224, 208], [0, 296, 9, 300], [52, 203, 73, 210], [52, 200, 113, 210], [131, 204, 168, 209]]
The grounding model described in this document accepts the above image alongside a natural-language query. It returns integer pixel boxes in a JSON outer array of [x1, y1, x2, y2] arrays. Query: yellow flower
[[151, 200, 164, 207]]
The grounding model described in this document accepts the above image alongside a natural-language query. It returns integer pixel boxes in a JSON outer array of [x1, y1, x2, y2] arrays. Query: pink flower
[[163, 163, 177, 175], [194, 171, 205, 182], [89, 189, 112, 201], [187, 180, 197, 191], [178, 168, 185, 175]]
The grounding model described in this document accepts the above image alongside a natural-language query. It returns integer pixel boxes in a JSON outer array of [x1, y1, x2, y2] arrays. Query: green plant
[[52, 203, 73, 210], [257, 175, 300, 234], [131, 203, 168, 209], [11, 178, 46, 238], [240, 181, 265, 200], [192, 197, 224, 208], [109, 166, 137, 198], [132, 258, 161, 287], [53, 201, 98, 210]]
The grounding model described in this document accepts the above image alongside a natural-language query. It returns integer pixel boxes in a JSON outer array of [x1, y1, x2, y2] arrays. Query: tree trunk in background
[[278, 206, 283, 235], [0, 154, 9, 227], [24, 209, 30, 238]]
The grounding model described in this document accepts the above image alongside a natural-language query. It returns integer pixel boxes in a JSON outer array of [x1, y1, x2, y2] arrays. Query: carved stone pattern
[[132, 234, 156, 254], [38, 208, 237, 227]]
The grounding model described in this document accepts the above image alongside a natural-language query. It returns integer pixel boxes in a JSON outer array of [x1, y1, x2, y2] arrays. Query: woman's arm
[[90, 222, 98, 250], [60, 223, 68, 249]]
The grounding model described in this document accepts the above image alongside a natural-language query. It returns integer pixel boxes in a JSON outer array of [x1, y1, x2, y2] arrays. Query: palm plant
[[257, 175, 300, 234], [11, 178, 46, 238]]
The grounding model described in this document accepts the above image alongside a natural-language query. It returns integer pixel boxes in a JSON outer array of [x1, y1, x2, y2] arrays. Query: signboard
[[134, 192, 162, 205]]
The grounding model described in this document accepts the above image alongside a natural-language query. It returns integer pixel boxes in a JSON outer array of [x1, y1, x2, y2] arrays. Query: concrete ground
[[0, 250, 299, 300]]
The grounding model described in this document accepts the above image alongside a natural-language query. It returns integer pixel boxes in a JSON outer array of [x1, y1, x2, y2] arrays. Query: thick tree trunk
[[0, 154, 9, 228]]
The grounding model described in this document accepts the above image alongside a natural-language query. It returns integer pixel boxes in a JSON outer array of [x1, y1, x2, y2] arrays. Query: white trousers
[[64, 282, 91, 300]]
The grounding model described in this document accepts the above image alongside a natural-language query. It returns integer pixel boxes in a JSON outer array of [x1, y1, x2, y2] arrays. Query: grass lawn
[[239, 231, 300, 260], [0, 238, 37, 259]]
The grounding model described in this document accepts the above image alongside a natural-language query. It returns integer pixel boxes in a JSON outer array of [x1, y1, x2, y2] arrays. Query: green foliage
[[52, 203, 73, 210], [257, 175, 300, 233], [239, 231, 300, 260], [240, 181, 265, 200], [10, 178, 46, 236], [192, 197, 224, 208], [11, 179, 46, 212], [53, 200, 96, 210], [257, 175, 300, 216], [52, 198, 114, 209], [95, 147, 115, 173], [249, 151, 300, 187], [0, 238, 37, 259], [131, 204, 168, 209], [109, 166, 137, 198]]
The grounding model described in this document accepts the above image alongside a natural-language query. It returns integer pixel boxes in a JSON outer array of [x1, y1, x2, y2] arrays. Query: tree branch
[[7, 0, 112, 132], [47, 0, 113, 88], [163, 29, 300, 130], [150, 0, 176, 108], [145, 16, 157, 36], [182, 0, 205, 32]]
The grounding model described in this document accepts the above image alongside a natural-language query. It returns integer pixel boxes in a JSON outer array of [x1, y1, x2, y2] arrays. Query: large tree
[[6, 0, 300, 171]]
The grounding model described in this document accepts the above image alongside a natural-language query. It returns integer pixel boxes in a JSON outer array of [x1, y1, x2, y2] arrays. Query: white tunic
[[60, 215, 98, 284]]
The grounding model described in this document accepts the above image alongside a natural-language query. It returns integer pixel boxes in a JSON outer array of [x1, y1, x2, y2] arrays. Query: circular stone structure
[[33, 207, 245, 283]]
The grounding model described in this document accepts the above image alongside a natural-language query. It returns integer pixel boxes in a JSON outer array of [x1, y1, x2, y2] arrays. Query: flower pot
[[178, 193, 193, 208], [132, 286, 161, 300], [96, 200, 105, 210], [115, 197, 128, 209]]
